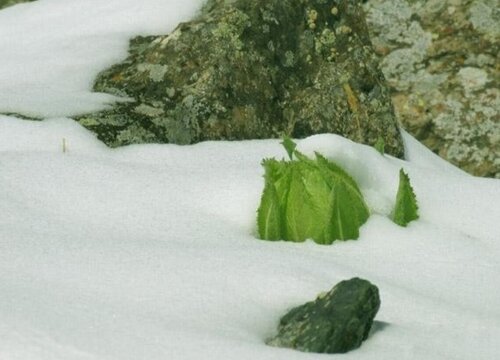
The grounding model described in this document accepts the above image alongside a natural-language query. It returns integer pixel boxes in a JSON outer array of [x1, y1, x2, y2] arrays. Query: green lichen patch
[[267, 278, 380, 354], [364, 0, 500, 178], [77, 0, 404, 158]]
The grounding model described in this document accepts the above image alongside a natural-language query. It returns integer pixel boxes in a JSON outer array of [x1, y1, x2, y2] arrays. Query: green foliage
[[257, 174, 282, 240], [281, 136, 297, 160], [392, 169, 419, 227], [257, 139, 369, 244]]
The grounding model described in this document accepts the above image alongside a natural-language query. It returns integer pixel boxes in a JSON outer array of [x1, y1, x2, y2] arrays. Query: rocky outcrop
[[267, 278, 380, 354], [364, 0, 499, 178], [78, 0, 404, 157]]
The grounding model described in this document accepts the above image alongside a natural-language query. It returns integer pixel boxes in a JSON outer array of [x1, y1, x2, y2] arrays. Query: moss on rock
[[267, 278, 380, 354], [78, 0, 404, 158]]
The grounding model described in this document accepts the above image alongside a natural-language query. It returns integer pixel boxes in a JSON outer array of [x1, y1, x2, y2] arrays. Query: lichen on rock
[[267, 278, 381, 354], [364, 0, 500, 178], [78, 0, 404, 157]]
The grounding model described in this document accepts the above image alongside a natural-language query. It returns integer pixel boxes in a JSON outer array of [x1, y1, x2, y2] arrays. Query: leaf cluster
[[257, 139, 420, 245], [257, 140, 370, 244]]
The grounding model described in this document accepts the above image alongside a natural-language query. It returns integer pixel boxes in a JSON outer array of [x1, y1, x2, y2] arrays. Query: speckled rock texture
[[78, 0, 404, 157], [0, 0, 34, 9], [267, 278, 380, 354], [364, 0, 499, 178]]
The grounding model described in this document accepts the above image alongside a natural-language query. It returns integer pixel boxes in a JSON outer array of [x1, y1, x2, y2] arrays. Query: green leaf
[[314, 153, 364, 197], [326, 180, 370, 242], [257, 178, 282, 240], [392, 169, 419, 227], [257, 159, 290, 240], [374, 137, 385, 155], [281, 136, 297, 160], [284, 164, 311, 241], [269, 160, 293, 231], [300, 165, 334, 244]]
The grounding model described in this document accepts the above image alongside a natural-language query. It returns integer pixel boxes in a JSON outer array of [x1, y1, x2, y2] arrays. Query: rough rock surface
[[364, 0, 499, 178], [267, 277, 380, 354], [78, 0, 404, 157], [0, 0, 34, 10]]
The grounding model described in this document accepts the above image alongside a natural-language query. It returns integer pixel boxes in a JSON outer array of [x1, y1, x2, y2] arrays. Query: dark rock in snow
[[267, 277, 380, 354], [78, 0, 404, 157]]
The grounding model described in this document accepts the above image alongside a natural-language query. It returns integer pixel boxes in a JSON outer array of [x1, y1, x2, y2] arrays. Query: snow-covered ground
[[1, 1, 499, 359]]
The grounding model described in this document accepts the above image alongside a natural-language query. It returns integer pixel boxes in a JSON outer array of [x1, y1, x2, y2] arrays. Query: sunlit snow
[[0, 1, 499, 360]]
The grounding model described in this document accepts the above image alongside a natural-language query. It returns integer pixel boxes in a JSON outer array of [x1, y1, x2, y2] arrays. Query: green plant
[[257, 138, 369, 244], [374, 137, 385, 155], [392, 169, 419, 226]]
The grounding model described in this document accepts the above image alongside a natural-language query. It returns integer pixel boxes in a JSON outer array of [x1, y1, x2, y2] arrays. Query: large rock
[[267, 277, 380, 354], [78, 0, 404, 157], [364, 0, 499, 178]]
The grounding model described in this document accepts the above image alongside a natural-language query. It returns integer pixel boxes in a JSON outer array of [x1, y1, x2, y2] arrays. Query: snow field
[[1, 1, 499, 359]]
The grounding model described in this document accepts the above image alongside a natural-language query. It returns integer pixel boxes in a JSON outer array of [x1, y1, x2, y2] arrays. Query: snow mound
[[1, 115, 499, 360], [0, 0, 204, 117]]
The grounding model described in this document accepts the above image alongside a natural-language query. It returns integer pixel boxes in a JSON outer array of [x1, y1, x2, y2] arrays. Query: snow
[[0, 0, 204, 117], [1, 1, 499, 360]]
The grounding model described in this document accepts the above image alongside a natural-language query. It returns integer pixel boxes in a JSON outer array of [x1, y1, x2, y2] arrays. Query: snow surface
[[0, 0, 204, 117], [1, 1, 500, 360]]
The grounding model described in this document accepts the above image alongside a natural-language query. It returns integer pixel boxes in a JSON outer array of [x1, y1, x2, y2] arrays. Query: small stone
[[267, 278, 380, 354]]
